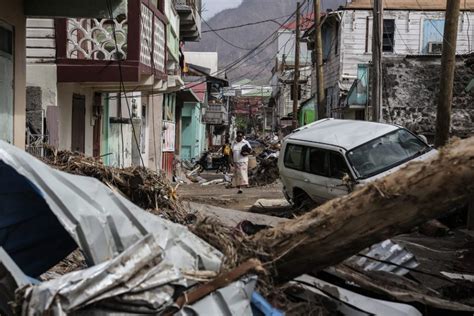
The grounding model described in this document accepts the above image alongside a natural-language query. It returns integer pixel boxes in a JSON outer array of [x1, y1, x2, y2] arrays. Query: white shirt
[[232, 140, 251, 163]]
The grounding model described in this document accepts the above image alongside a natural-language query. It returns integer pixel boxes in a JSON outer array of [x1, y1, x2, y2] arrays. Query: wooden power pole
[[314, 0, 325, 120], [434, 0, 461, 148], [371, 0, 383, 122], [292, 2, 301, 129]]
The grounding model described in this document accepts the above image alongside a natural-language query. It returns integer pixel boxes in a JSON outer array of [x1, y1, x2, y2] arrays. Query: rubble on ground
[[249, 155, 279, 187], [1, 137, 474, 315]]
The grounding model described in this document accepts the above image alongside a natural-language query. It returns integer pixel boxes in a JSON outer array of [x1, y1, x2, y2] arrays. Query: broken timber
[[253, 137, 474, 282]]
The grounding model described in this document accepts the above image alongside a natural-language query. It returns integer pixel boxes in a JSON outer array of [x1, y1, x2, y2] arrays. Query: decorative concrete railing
[[66, 18, 128, 60]]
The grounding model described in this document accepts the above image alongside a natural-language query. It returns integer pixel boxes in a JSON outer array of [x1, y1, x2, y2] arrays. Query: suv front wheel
[[292, 188, 316, 213]]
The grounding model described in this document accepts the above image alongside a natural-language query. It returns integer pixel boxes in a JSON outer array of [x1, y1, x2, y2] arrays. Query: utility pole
[[434, 0, 461, 148], [371, 0, 383, 122], [292, 2, 301, 129], [314, 0, 325, 120]]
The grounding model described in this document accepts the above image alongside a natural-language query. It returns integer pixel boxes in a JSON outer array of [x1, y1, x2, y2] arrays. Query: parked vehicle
[[192, 151, 230, 174], [278, 119, 437, 207]]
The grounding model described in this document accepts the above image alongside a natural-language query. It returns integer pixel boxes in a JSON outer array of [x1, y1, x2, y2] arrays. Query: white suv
[[278, 119, 437, 207]]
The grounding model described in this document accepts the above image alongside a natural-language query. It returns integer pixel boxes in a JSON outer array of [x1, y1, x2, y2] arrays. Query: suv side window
[[284, 144, 305, 171], [305, 148, 329, 176], [329, 152, 350, 179]]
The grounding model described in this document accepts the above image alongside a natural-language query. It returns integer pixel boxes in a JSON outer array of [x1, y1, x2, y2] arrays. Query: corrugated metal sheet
[[348, 239, 419, 276]]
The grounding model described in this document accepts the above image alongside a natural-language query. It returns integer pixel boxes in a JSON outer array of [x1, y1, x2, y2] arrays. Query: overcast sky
[[202, 0, 243, 19], [201, 0, 347, 19]]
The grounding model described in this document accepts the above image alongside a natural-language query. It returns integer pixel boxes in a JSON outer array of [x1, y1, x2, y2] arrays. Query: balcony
[[174, 0, 201, 41], [203, 104, 228, 125], [55, 0, 168, 84]]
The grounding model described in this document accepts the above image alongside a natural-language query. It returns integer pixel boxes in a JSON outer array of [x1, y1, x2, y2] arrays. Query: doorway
[[71, 94, 86, 153]]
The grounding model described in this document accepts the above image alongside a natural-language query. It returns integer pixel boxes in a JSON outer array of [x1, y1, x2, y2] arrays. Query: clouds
[[202, 0, 243, 19]]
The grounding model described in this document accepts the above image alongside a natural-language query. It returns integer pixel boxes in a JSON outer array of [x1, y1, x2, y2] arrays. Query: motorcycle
[[192, 151, 230, 174]]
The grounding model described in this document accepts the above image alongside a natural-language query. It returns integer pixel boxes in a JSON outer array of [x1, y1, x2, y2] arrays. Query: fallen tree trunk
[[253, 137, 474, 282]]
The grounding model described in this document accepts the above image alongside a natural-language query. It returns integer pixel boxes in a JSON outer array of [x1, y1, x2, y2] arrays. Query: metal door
[[0, 24, 13, 143], [71, 94, 86, 153]]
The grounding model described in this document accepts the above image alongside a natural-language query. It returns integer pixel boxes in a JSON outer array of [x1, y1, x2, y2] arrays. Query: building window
[[383, 19, 395, 52], [422, 19, 445, 54], [334, 22, 339, 55]]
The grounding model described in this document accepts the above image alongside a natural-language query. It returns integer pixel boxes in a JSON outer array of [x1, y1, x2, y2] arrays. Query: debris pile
[[1, 136, 474, 315], [42, 148, 258, 270], [249, 156, 279, 186], [43, 148, 184, 220]]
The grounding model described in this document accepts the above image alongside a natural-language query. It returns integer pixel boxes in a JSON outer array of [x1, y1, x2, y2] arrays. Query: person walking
[[231, 131, 252, 194], [222, 135, 231, 173]]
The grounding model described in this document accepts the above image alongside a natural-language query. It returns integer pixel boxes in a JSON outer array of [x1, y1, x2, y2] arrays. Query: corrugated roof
[[345, 0, 474, 10], [282, 12, 315, 31]]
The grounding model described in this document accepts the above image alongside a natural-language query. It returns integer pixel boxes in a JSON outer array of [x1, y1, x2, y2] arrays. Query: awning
[[177, 88, 201, 103]]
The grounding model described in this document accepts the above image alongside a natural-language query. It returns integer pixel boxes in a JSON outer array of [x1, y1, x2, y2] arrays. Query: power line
[[106, 0, 145, 168], [202, 18, 252, 50], [201, 15, 289, 33], [105, 0, 309, 99]]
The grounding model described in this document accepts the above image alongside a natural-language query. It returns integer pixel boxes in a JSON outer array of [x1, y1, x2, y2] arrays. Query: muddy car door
[[281, 143, 308, 201], [302, 147, 331, 203], [326, 151, 351, 199]]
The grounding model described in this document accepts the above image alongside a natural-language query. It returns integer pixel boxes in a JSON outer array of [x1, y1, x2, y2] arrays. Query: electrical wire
[[105, 0, 309, 100], [202, 15, 289, 33], [106, 0, 145, 168], [202, 18, 253, 50]]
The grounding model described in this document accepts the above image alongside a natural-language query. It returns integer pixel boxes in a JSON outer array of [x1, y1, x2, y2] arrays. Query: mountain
[[186, 0, 346, 83]]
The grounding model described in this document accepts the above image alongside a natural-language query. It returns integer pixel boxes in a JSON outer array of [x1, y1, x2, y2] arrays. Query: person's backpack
[[223, 144, 231, 156], [240, 144, 251, 156]]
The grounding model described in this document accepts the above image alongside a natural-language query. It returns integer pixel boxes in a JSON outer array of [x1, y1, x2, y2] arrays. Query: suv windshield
[[347, 129, 431, 179]]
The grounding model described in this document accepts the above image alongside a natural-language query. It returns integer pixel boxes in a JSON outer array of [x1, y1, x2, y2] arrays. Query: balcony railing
[[67, 18, 128, 60], [174, 0, 201, 41], [175, 0, 201, 12], [57, 0, 167, 82], [203, 104, 227, 125]]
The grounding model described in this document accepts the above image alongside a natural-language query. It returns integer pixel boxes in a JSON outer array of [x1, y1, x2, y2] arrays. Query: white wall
[[184, 51, 218, 74], [277, 30, 312, 65], [145, 93, 164, 171], [339, 9, 474, 81], [26, 64, 57, 108]]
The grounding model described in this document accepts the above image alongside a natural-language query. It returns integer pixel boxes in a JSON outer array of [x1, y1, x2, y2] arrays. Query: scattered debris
[[2, 136, 474, 314], [249, 156, 279, 187]]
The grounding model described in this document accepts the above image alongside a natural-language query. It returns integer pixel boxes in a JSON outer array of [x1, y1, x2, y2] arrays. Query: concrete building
[[23, 0, 202, 179]]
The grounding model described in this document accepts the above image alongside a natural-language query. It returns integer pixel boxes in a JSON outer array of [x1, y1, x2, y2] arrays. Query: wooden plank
[[26, 28, 55, 38], [26, 38, 56, 48], [26, 18, 55, 28], [46, 106, 59, 147], [27, 48, 56, 58], [345, 0, 474, 10], [26, 58, 56, 64]]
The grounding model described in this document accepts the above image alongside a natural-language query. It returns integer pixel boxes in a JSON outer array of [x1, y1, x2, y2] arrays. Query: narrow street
[[178, 172, 285, 212], [1, 0, 474, 314]]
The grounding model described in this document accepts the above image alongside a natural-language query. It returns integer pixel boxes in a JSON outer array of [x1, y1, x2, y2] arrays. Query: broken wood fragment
[[165, 259, 263, 314]]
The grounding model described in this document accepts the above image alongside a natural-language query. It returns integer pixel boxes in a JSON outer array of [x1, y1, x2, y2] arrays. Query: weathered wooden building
[[304, 0, 474, 120]]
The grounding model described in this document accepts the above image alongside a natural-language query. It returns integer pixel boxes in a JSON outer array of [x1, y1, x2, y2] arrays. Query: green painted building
[[181, 102, 206, 161], [298, 97, 316, 126]]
